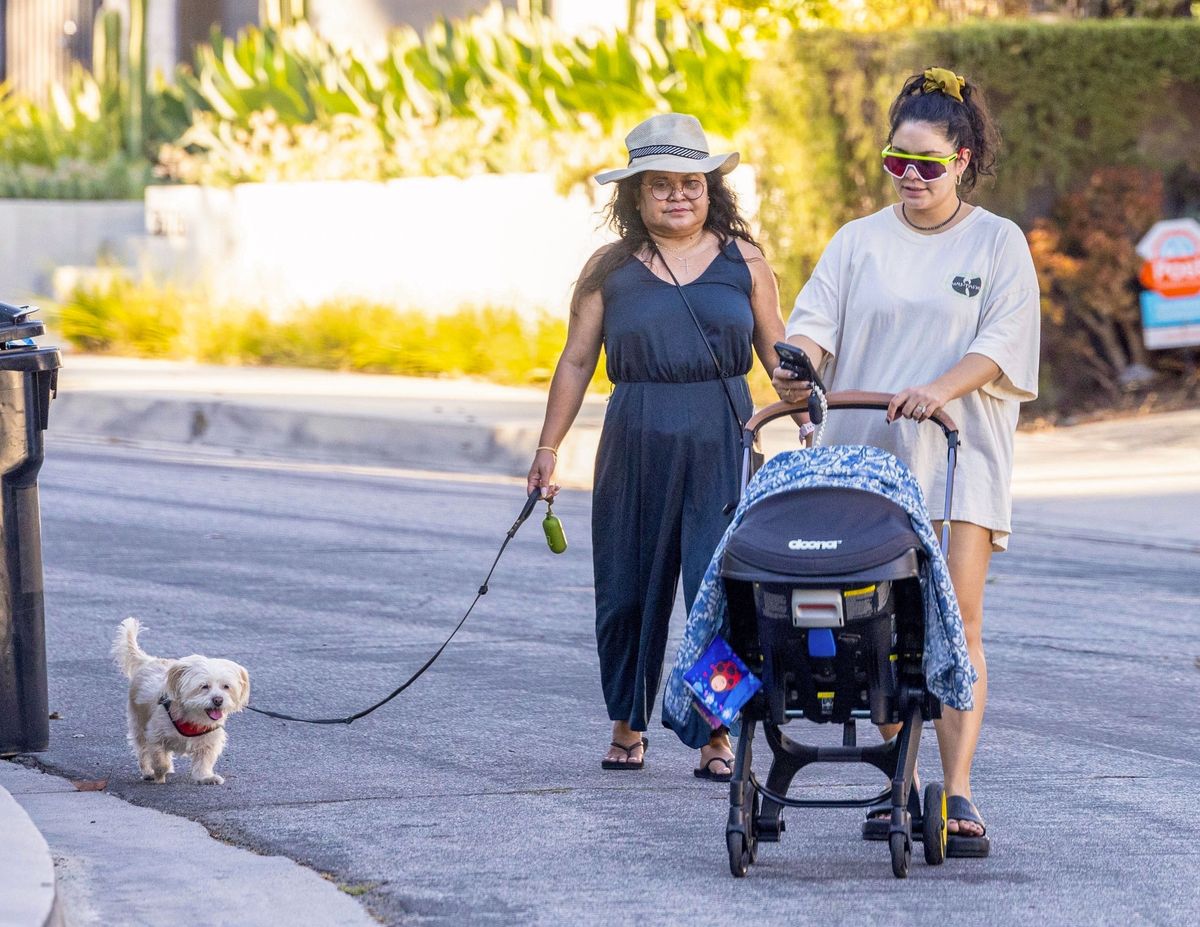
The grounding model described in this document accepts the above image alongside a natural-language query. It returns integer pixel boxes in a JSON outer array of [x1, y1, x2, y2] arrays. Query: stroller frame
[[723, 391, 961, 879]]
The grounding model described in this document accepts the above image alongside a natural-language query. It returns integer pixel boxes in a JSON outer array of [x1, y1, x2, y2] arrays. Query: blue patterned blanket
[[663, 445, 977, 748]]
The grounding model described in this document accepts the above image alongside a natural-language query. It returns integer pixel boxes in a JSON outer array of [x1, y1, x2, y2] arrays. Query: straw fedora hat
[[594, 113, 739, 185]]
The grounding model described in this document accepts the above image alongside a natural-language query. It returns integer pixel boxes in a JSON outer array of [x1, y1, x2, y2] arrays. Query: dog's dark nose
[[211, 694, 224, 707]]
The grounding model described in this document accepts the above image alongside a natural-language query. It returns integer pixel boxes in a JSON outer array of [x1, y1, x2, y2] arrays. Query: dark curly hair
[[576, 170, 762, 301], [887, 69, 1001, 194]]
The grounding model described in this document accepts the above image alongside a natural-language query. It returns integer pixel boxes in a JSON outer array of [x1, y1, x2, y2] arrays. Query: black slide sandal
[[945, 795, 991, 858]]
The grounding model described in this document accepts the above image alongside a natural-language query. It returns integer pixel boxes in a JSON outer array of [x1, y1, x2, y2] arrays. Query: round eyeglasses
[[643, 178, 707, 201]]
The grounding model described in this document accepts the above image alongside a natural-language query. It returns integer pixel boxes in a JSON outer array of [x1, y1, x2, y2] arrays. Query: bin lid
[[0, 346, 61, 371], [0, 301, 60, 371]]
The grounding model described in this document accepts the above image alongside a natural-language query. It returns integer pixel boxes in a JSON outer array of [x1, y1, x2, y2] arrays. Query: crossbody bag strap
[[648, 239, 747, 432]]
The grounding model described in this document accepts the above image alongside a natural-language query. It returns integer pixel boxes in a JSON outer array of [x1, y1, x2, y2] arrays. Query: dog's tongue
[[206, 709, 223, 721]]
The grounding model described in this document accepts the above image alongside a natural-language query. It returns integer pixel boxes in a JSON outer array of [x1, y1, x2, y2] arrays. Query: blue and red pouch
[[682, 636, 761, 728]]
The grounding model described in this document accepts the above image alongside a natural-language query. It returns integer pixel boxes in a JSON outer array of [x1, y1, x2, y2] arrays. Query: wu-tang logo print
[[952, 275, 982, 297]]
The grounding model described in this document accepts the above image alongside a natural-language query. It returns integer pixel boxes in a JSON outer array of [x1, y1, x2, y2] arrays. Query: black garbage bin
[[0, 302, 61, 756]]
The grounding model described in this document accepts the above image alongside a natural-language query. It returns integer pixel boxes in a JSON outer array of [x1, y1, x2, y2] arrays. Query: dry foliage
[[1029, 167, 1170, 410]]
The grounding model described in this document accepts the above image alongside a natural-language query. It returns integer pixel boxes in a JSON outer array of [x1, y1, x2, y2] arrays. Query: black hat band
[[627, 144, 709, 164]]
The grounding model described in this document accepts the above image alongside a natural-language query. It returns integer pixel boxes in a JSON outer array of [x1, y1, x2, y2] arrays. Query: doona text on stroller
[[717, 391, 968, 879]]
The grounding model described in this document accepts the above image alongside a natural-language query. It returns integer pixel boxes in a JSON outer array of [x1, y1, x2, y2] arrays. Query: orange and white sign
[[1138, 220, 1200, 297], [1137, 219, 1200, 349]]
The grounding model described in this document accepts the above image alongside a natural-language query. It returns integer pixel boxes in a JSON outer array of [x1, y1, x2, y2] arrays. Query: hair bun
[[922, 67, 966, 102]]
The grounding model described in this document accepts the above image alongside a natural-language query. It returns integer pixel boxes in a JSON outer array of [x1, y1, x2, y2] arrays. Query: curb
[[0, 775, 62, 927], [50, 392, 603, 487]]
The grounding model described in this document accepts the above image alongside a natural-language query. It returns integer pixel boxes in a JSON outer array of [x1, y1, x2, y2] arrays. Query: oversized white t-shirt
[[785, 205, 1040, 550]]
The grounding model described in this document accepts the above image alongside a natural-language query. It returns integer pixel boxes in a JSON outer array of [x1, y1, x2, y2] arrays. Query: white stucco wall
[[140, 167, 759, 318], [0, 200, 145, 304], [142, 174, 611, 316]]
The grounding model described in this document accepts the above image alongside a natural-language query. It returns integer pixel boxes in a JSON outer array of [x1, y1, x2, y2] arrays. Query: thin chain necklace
[[902, 199, 962, 232], [651, 231, 707, 274]]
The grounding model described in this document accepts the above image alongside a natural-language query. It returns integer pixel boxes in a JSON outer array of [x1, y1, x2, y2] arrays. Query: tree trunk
[[1073, 301, 1131, 378], [1118, 313, 1151, 367]]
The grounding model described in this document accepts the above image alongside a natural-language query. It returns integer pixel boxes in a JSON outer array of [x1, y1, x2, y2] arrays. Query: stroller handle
[[740, 391, 959, 554], [743, 390, 959, 446]]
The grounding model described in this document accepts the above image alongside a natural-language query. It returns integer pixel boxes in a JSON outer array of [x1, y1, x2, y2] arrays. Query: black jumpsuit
[[592, 239, 755, 732]]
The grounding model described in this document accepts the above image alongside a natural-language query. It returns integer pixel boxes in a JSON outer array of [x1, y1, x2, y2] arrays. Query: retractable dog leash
[[245, 489, 564, 725]]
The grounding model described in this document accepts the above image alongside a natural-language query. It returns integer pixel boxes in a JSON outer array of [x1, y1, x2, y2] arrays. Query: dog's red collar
[[158, 697, 217, 738]]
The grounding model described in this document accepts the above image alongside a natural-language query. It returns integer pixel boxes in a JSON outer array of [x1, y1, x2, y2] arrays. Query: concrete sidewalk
[[1, 765, 60, 927], [0, 760, 376, 927], [4, 351, 1199, 926]]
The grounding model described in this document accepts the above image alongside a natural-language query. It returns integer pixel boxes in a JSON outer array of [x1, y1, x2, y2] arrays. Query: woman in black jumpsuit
[[528, 114, 784, 777]]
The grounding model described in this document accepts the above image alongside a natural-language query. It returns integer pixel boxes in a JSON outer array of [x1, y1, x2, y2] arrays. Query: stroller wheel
[[889, 831, 911, 879], [922, 783, 947, 865], [727, 831, 750, 878]]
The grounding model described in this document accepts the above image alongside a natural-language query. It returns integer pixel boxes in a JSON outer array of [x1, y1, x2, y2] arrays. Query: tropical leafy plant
[[3, 1, 761, 193], [0, 75, 157, 199], [158, 4, 757, 186], [660, 0, 941, 34], [0, 0, 187, 199]]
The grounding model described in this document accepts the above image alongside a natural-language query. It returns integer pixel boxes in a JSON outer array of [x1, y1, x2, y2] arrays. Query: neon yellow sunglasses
[[880, 145, 961, 181]]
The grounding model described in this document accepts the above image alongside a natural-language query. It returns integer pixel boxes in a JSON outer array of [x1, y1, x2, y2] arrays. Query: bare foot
[[695, 732, 734, 780], [947, 794, 985, 837], [602, 739, 645, 766], [602, 721, 646, 767], [947, 811, 984, 835]]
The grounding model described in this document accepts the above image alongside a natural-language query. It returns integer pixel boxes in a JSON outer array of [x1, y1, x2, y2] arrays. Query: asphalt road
[[29, 438, 1200, 926]]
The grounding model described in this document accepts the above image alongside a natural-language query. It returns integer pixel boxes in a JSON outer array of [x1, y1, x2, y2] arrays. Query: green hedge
[[752, 20, 1200, 303]]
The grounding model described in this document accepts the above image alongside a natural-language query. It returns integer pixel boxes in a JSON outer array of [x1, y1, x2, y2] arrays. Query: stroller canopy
[[722, 486, 922, 582]]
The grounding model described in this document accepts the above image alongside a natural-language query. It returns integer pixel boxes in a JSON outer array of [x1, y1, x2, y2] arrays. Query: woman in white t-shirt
[[774, 68, 1040, 858]]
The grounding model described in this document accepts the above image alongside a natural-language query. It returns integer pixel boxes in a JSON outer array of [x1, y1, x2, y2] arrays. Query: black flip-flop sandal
[[945, 795, 991, 858], [862, 785, 922, 841], [693, 755, 734, 782], [600, 737, 648, 770]]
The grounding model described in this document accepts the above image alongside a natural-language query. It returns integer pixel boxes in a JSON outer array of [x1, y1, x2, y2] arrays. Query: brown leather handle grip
[[744, 390, 958, 442]]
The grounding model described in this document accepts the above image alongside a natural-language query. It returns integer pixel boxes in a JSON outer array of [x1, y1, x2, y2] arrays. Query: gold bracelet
[[536, 445, 558, 457]]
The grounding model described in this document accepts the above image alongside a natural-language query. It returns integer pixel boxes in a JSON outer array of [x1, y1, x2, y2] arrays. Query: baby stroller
[[721, 391, 961, 880]]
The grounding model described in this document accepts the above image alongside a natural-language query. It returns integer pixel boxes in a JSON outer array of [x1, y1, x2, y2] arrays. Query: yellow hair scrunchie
[[922, 67, 966, 102]]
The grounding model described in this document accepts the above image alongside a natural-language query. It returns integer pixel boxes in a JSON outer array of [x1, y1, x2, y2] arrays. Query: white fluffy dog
[[112, 618, 250, 785]]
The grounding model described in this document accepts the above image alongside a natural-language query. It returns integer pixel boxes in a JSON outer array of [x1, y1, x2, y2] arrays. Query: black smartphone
[[773, 340, 826, 424], [775, 341, 823, 386]]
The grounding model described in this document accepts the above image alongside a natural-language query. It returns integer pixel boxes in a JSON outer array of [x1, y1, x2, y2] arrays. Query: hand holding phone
[[774, 341, 816, 380], [773, 340, 826, 424]]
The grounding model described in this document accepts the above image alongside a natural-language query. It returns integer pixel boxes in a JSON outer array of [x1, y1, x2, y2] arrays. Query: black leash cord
[[245, 489, 543, 725]]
